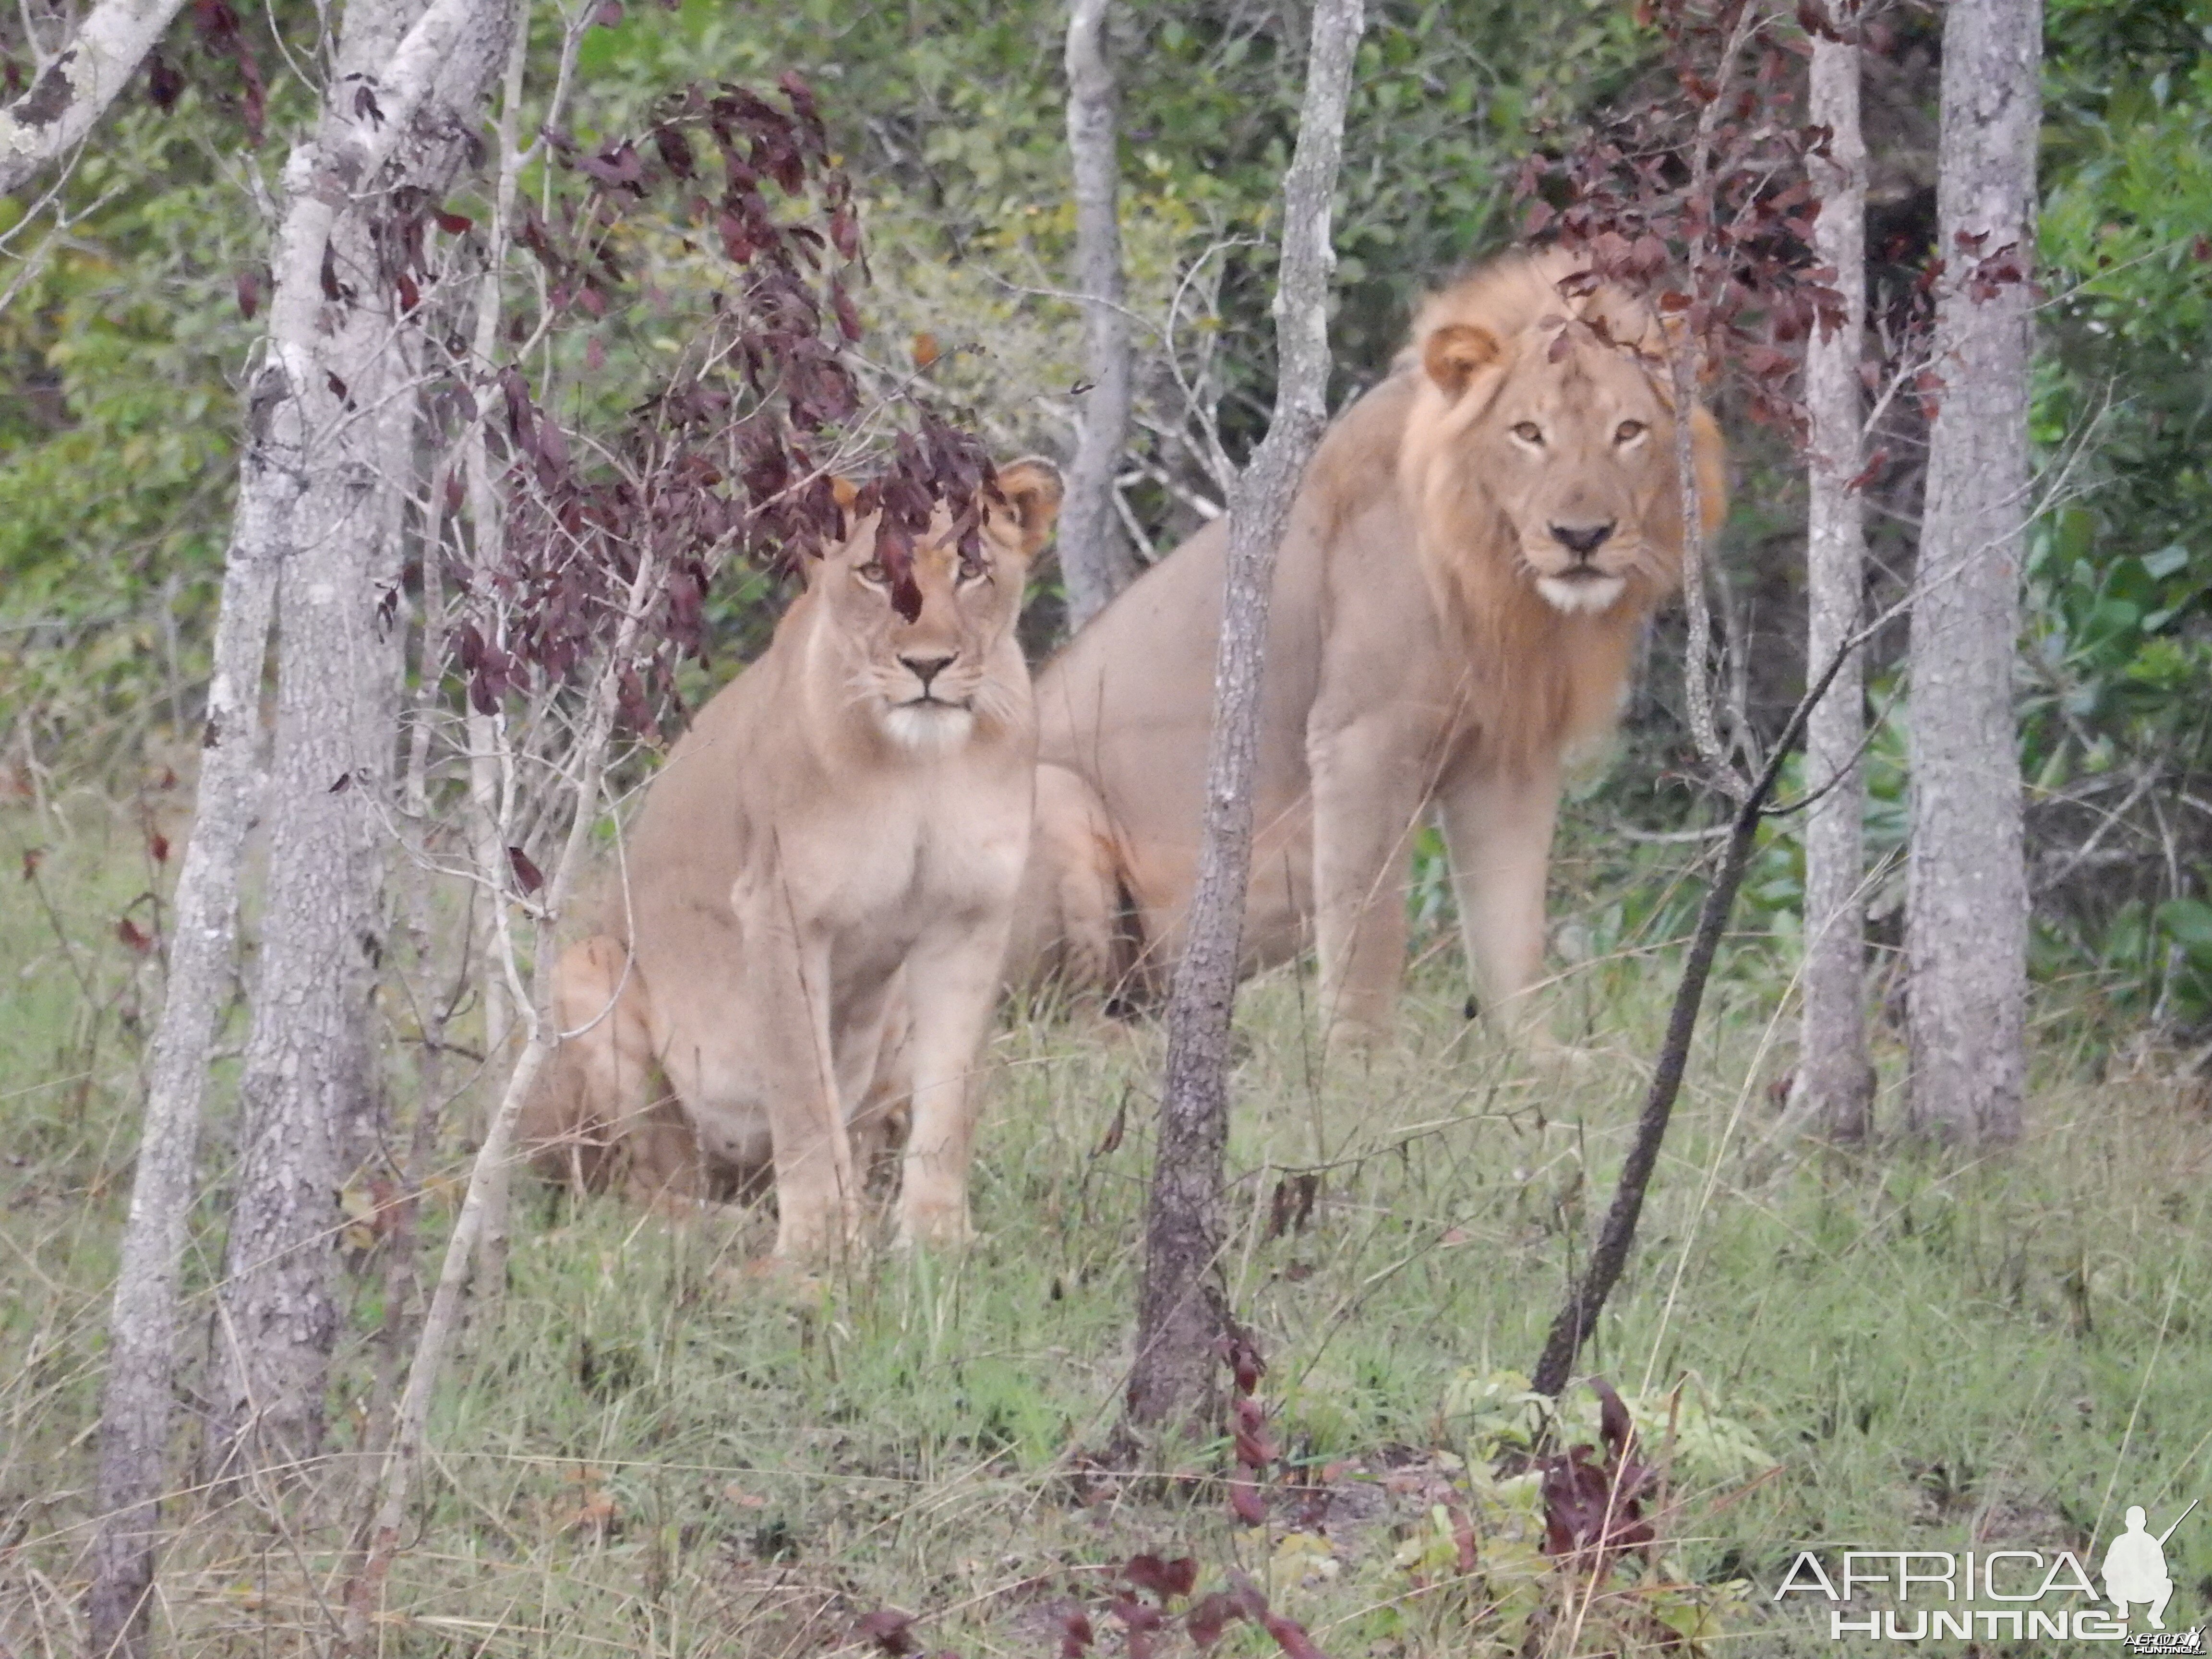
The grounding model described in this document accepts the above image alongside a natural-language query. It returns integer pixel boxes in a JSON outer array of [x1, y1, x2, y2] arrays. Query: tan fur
[[518, 461, 1064, 1256], [1015, 250, 1727, 1045]]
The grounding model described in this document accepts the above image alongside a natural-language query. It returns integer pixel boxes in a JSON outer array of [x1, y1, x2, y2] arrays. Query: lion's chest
[[740, 765, 1031, 964]]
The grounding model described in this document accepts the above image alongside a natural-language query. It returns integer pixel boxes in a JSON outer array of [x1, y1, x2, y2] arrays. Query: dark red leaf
[[1112, 1598, 1165, 1659], [1056, 1607, 1094, 1658], [145, 50, 184, 110], [236, 269, 261, 319], [396, 269, 421, 313], [1229, 1479, 1267, 1526], [433, 206, 474, 235], [592, 0, 623, 24], [1185, 1593, 1241, 1650], [507, 846, 544, 896], [1124, 1554, 1197, 1601], [1257, 1608, 1329, 1659], [328, 771, 353, 793], [20, 848, 41, 882], [149, 831, 170, 865], [117, 917, 155, 954], [1092, 1097, 1126, 1157], [1844, 446, 1889, 493], [852, 1609, 916, 1655]]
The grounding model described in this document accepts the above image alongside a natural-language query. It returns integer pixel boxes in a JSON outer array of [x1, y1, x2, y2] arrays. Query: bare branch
[[0, 0, 190, 197]]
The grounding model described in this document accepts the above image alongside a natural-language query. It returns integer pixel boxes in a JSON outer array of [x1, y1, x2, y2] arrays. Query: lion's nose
[[1549, 521, 1616, 558], [901, 652, 957, 691]]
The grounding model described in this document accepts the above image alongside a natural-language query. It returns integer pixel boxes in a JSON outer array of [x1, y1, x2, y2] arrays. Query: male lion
[[518, 459, 1064, 1257], [1009, 250, 1725, 1046]]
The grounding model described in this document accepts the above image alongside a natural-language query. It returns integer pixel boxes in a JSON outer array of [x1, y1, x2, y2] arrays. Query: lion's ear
[[1422, 323, 1503, 400], [993, 457, 1065, 558]]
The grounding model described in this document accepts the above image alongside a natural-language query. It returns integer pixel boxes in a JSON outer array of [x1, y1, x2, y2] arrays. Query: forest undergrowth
[[3, 799, 2209, 1656]]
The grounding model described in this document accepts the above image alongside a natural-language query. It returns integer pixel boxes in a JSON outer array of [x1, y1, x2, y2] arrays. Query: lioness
[[1009, 251, 1725, 1046], [519, 459, 1063, 1256]]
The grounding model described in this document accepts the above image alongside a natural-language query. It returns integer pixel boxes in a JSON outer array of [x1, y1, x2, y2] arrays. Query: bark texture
[[1060, 0, 1140, 628], [86, 512, 281, 1659], [1904, 0, 2038, 1142], [1792, 14, 1876, 1140], [0, 0, 190, 196], [1124, 0, 1365, 1433], [202, 0, 515, 1485]]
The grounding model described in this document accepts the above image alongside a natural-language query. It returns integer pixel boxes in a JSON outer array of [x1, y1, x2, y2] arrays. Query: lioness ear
[[992, 457, 1065, 558], [1422, 322, 1503, 400]]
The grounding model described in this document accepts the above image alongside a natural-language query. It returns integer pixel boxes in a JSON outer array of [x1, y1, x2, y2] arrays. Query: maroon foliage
[[1537, 1379, 1659, 1580], [438, 79, 995, 733], [852, 1608, 917, 1654], [1511, 0, 1844, 433], [1123, 1553, 1198, 1601], [1218, 1334, 1274, 1525]]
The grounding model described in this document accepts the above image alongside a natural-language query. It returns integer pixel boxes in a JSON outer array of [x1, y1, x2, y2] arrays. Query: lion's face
[[1421, 317, 1684, 618], [816, 459, 1062, 752]]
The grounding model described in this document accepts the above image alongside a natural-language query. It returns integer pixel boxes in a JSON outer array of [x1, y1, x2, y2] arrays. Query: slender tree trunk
[[1904, 0, 2038, 1142], [1123, 0, 1365, 1434], [459, 7, 534, 1309], [202, 0, 515, 1487], [1792, 8, 1875, 1140], [1060, 0, 1140, 628], [86, 505, 282, 1659]]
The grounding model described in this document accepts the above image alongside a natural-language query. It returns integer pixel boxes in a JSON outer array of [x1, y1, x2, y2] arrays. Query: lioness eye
[[856, 560, 888, 586], [1615, 419, 1647, 443], [1512, 421, 1544, 445]]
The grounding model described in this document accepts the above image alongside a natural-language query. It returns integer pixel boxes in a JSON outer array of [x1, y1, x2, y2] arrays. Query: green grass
[[4, 802, 2212, 1655]]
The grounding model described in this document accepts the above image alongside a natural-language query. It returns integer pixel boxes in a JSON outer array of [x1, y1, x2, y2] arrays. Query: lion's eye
[[1615, 420, 1647, 443], [1511, 422, 1544, 445], [855, 560, 889, 587]]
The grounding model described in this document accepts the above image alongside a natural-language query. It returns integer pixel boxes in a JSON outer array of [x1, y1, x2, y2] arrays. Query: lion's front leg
[[1436, 759, 1561, 1043], [893, 914, 1013, 1249], [1308, 715, 1431, 1052], [746, 916, 862, 1262]]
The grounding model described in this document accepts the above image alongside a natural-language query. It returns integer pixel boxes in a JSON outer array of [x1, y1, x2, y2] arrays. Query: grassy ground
[[4, 798, 2212, 1656]]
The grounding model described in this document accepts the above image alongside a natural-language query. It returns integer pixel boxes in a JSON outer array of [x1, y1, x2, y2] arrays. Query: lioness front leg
[[1308, 716, 1431, 1051], [1436, 759, 1561, 1044], [894, 918, 1013, 1248], [748, 925, 862, 1261]]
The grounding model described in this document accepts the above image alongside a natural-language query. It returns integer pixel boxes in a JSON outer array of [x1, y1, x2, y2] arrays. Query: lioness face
[[819, 459, 1063, 752], [1423, 319, 1683, 618]]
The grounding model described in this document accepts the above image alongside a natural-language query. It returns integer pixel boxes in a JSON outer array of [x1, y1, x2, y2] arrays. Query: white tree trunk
[[1125, 0, 1365, 1431], [1793, 12, 1875, 1139], [196, 0, 517, 1485], [1059, 0, 1140, 628], [1904, 0, 2039, 1141], [0, 0, 191, 196], [86, 490, 282, 1659], [85, 0, 499, 1604]]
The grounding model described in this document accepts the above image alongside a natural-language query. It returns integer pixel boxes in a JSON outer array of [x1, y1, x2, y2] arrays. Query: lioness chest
[[751, 762, 1034, 972]]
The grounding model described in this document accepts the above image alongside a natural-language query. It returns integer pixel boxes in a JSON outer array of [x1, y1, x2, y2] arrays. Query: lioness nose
[[901, 652, 957, 690], [1550, 521, 1615, 558]]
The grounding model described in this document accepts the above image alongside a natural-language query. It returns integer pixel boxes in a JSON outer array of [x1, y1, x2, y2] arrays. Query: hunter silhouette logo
[[2105, 1500, 2194, 1633]]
